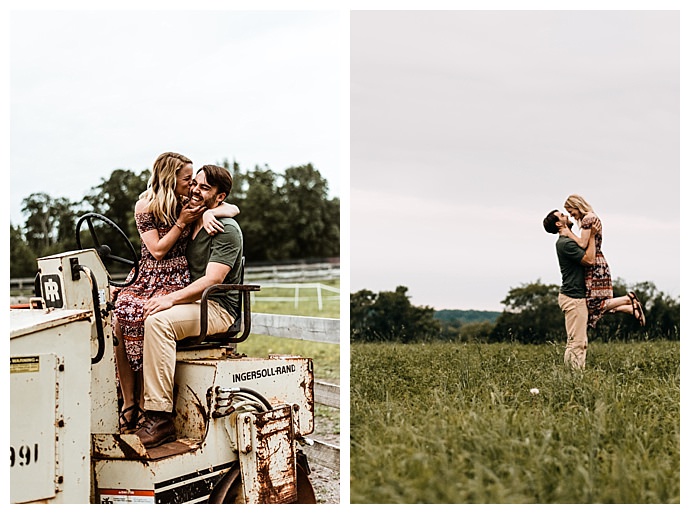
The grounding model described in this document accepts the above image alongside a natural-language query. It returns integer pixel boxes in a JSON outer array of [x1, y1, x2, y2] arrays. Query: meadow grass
[[350, 340, 679, 503]]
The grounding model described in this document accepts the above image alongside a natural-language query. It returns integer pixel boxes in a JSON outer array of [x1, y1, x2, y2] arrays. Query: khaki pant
[[558, 293, 588, 370], [142, 301, 235, 412]]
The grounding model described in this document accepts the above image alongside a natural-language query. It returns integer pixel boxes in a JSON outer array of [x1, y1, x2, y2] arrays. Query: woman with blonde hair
[[113, 151, 239, 431], [561, 193, 645, 329]]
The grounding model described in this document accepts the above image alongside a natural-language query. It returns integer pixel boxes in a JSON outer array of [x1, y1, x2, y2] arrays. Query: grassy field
[[248, 279, 340, 318], [350, 340, 679, 503]]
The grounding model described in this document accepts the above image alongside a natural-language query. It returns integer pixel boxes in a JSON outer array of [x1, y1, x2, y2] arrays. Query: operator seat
[[176, 257, 260, 351]]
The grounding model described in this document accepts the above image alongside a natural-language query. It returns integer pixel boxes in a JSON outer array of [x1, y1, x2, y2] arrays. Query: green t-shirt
[[186, 218, 243, 319], [555, 235, 586, 298]]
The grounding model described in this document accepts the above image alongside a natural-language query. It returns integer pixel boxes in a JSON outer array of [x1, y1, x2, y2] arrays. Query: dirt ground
[[308, 409, 341, 504]]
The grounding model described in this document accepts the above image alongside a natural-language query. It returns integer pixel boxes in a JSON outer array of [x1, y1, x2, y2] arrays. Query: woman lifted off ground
[[559, 193, 646, 329]]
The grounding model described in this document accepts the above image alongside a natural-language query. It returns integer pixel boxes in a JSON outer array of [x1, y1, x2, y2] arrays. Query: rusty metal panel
[[237, 406, 297, 503], [92, 434, 202, 461], [92, 434, 148, 460], [213, 356, 314, 436]]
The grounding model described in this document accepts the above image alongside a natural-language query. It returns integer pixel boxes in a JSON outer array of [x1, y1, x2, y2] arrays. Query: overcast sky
[[9, 8, 342, 226], [5, 4, 684, 315], [351, 9, 680, 311]]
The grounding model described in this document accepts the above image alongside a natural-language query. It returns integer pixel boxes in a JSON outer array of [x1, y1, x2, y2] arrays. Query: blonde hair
[[140, 152, 192, 225], [564, 194, 594, 227]]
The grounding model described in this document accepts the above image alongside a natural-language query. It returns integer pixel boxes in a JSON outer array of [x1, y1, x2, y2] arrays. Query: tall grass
[[350, 341, 679, 503]]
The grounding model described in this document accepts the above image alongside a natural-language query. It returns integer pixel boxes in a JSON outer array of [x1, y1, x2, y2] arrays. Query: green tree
[[490, 281, 563, 343], [21, 192, 79, 256], [83, 168, 151, 242], [11, 159, 340, 278], [491, 278, 680, 344], [350, 286, 440, 343], [593, 279, 680, 341], [645, 291, 681, 340], [231, 162, 339, 263], [350, 288, 377, 341], [10, 224, 38, 278], [281, 164, 339, 260], [459, 321, 494, 343], [235, 165, 289, 262], [438, 317, 463, 341]]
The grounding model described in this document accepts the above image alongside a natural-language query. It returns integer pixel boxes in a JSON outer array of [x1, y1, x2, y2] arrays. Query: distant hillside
[[434, 309, 501, 324]]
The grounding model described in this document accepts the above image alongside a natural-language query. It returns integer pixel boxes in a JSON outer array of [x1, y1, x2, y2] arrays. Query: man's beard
[[189, 194, 211, 209]]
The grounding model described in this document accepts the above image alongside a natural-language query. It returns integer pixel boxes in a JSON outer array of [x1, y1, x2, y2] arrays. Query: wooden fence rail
[[250, 312, 340, 472], [251, 313, 340, 344]]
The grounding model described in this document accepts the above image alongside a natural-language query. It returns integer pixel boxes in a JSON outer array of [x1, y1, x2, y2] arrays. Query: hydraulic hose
[[76, 264, 107, 365], [215, 386, 273, 412]]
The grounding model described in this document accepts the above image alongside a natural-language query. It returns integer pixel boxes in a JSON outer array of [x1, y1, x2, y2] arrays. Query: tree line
[[351, 279, 680, 344], [10, 160, 339, 278]]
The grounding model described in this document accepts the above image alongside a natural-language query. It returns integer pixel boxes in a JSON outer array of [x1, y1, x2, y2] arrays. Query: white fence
[[9, 262, 340, 296], [251, 283, 340, 312], [245, 262, 340, 283]]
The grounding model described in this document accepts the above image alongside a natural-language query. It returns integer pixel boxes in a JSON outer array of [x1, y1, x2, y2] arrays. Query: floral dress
[[581, 213, 613, 328], [114, 212, 191, 371]]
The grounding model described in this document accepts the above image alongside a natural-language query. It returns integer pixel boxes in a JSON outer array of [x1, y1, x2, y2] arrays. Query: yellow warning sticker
[[10, 356, 40, 373]]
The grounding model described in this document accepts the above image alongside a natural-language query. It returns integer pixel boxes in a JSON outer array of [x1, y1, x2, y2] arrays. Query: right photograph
[[349, 10, 680, 504]]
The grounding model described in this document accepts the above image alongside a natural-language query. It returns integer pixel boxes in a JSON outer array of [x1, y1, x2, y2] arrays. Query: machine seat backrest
[[176, 257, 260, 351]]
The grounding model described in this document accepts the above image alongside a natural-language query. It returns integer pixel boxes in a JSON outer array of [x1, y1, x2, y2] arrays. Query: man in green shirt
[[543, 209, 598, 370], [136, 164, 243, 448]]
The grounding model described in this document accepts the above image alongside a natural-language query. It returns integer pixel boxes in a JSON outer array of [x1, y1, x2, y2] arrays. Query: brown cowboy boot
[[135, 410, 176, 448]]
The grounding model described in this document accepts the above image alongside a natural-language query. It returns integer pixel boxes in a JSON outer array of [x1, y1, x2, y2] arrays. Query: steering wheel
[[75, 213, 140, 288]]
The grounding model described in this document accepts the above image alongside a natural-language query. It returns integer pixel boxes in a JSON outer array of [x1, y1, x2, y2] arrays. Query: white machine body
[[10, 248, 315, 504]]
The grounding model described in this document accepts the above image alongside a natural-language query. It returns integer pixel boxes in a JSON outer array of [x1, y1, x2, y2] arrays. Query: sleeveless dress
[[581, 213, 613, 328], [114, 212, 191, 371]]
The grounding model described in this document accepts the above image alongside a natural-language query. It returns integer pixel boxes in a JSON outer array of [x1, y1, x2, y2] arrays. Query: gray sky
[[9, 8, 341, 226], [351, 9, 680, 311], [5, 4, 684, 315]]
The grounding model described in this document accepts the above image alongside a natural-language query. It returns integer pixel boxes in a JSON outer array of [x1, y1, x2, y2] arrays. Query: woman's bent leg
[[604, 296, 633, 315], [114, 318, 140, 429]]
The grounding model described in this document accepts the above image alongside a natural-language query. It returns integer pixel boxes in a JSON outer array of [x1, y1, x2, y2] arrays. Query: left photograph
[[9, 10, 341, 504]]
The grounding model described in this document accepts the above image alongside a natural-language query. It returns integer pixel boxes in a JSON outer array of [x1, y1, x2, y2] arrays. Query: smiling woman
[[112, 153, 241, 432], [557, 194, 646, 328]]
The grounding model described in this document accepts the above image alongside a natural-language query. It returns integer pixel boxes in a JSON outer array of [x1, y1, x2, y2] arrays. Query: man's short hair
[[543, 210, 560, 234], [198, 164, 233, 197]]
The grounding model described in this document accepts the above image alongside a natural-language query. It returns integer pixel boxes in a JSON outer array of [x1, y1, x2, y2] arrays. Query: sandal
[[119, 403, 143, 433], [628, 291, 646, 327]]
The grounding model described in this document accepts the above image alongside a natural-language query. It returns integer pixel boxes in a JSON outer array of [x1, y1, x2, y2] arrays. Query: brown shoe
[[628, 291, 646, 327], [135, 411, 176, 448]]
